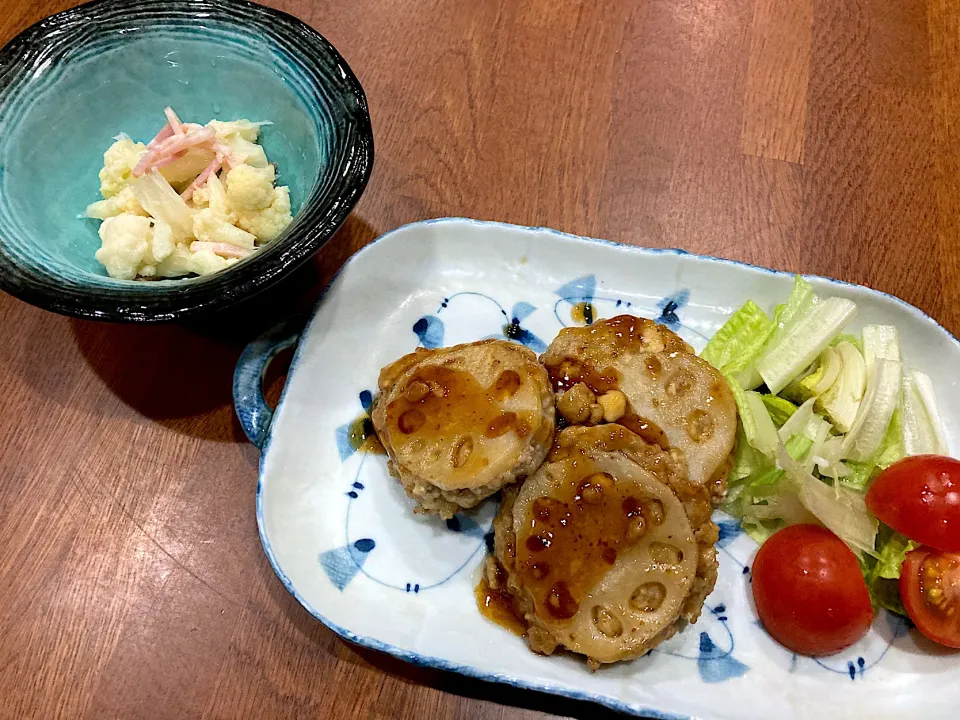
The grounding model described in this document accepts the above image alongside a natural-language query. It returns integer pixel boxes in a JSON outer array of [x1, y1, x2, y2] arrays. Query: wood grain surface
[[0, 0, 957, 718]]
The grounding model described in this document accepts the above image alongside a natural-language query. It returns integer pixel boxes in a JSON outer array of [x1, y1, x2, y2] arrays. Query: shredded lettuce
[[785, 433, 813, 462], [704, 282, 948, 614], [769, 276, 818, 346], [724, 466, 784, 516], [778, 445, 877, 555], [802, 416, 833, 473], [870, 579, 909, 617], [870, 527, 918, 580], [778, 397, 816, 443], [703, 302, 775, 389], [741, 518, 785, 545], [914, 373, 948, 451], [862, 325, 901, 366], [840, 328, 903, 461]]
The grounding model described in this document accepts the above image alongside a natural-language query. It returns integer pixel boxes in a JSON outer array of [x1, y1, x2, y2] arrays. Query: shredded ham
[[180, 153, 223, 201], [164, 107, 184, 135], [133, 126, 216, 178], [150, 150, 188, 170], [215, 141, 238, 172], [132, 108, 242, 214], [146, 122, 174, 150], [190, 242, 251, 259]]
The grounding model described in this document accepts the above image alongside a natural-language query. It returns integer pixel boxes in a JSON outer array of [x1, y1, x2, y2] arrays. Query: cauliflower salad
[[85, 107, 293, 280]]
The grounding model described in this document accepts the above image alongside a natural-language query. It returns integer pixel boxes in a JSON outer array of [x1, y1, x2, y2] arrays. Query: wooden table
[[1, 0, 958, 718]]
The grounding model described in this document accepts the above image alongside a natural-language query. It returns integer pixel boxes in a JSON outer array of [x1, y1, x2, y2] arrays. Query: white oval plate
[[234, 218, 960, 720]]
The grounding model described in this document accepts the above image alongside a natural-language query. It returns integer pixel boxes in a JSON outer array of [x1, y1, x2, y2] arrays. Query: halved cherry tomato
[[900, 547, 960, 648], [866, 455, 960, 552], [752, 524, 873, 656]]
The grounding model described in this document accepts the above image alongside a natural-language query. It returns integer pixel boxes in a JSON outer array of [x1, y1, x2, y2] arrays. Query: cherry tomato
[[866, 455, 960, 552], [900, 547, 960, 648], [752, 524, 873, 656]]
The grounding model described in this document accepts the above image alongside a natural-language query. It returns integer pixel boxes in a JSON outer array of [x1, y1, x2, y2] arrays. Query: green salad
[[701, 276, 947, 615]]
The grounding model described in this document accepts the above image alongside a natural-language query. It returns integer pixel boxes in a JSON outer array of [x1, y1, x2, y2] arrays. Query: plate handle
[[233, 317, 304, 449]]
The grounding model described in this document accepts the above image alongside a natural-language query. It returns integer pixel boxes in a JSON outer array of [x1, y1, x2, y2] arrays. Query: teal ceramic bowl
[[0, 0, 373, 321]]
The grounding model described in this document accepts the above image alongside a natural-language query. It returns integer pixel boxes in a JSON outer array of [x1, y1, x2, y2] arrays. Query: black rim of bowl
[[0, 0, 374, 322]]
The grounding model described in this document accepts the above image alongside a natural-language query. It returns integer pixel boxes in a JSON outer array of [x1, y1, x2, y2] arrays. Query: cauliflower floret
[[207, 174, 236, 223], [207, 119, 265, 143], [207, 120, 269, 167], [85, 187, 148, 220], [153, 243, 236, 277], [190, 185, 211, 209], [191, 174, 237, 221], [189, 248, 239, 276], [235, 186, 293, 242], [151, 219, 175, 263], [225, 137, 268, 167], [225, 165, 275, 212], [95, 214, 152, 280], [154, 245, 194, 278], [99, 136, 147, 198], [193, 208, 256, 250]]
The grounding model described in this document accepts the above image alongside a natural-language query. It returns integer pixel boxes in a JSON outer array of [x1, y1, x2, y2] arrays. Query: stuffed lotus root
[[540, 315, 737, 500], [372, 339, 556, 518], [486, 424, 719, 666]]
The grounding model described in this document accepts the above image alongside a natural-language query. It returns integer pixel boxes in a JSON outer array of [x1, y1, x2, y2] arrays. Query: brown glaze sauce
[[547, 359, 621, 394], [544, 316, 684, 452], [571, 301, 595, 326], [347, 414, 385, 454], [588, 315, 691, 355], [549, 423, 657, 462], [619, 413, 670, 450], [475, 563, 527, 636], [385, 366, 532, 468], [515, 460, 654, 622], [544, 315, 688, 395]]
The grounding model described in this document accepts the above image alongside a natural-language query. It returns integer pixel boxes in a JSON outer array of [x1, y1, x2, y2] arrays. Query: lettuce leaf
[[859, 525, 917, 617], [902, 371, 948, 456], [842, 359, 902, 461], [815, 341, 866, 433], [730, 427, 767, 480], [785, 433, 813, 461], [875, 408, 905, 468], [701, 300, 772, 370], [762, 394, 798, 427], [870, 528, 918, 581], [869, 578, 909, 617], [832, 333, 864, 354], [837, 461, 875, 491], [725, 374, 778, 456], [758, 297, 858, 395], [778, 445, 877, 555]]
